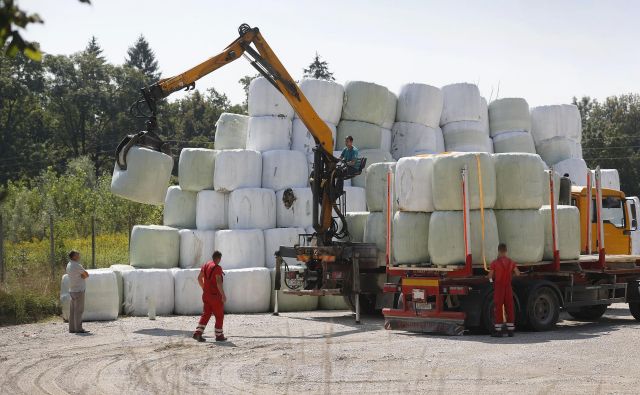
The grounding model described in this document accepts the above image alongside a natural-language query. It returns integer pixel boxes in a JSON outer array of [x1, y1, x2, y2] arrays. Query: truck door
[[592, 195, 630, 254]]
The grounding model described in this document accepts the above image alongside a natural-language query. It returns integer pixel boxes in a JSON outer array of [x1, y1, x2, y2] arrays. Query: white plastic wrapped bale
[[178, 148, 217, 192], [553, 158, 590, 186], [163, 186, 197, 229], [364, 212, 386, 252], [365, 162, 396, 212], [213, 149, 262, 192], [297, 79, 344, 124], [488, 98, 531, 137], [341, 81, 390, 126], [246, 116, 292, 152], [122, 269, 174, 316], [442, 119, 488, 136], [428, 210, 499, 266], [291, 118, 337, 155], [592, 169, 620, 190], [540, 205, 581, 260], [196, 190, 228, 230], [443, 126, 493, 153], [381, 90, 397, 130], [392, 212, 430, 264], [493, 153, 545, 210], [215, 113, 249, 149], [179, 229, 216, 269], [480, 97, 489, 135], [391, 122, 440, 159], [318, 296, 350, 310], [214, 229, 265, 269], [223, 268, 271, 313], [276, 187, 313, 228], [440, 83, 482, 124], [435, 128, 445, 153], [342, 212, 368, 243], [336, 120, 391, 151], [396, 83, 443, 128], [109, 264, 135, 314], [60, 269, 119, 321], [228, 188, 276, 230], [264, 227, 305, 268], [248, 77, 294, 118], [535, 136, 578, 166], [542, 170, 561, 206], [130, 225, 179, 269], [173, 268, 203, 315], [270, 266, 318, 312], [351, 149, 394, 188], [395, 156, 435, 212], [111, 146, 173, 205], [530, 104, 582, 144], [492, 131, 536, 154], [261, 150, 308, 190], [495, 210, 544, 263], [343, 186, 367, 212], [432, 152, 497, 211]]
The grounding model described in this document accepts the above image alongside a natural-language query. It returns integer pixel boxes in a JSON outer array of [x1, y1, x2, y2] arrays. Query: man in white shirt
[[66, 250, 89, 334]]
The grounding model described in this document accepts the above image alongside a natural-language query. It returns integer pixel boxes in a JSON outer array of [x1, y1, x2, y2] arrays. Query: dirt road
[[1, 304, 639, 394]]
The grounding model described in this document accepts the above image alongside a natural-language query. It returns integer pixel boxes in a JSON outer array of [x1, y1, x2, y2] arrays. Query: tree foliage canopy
[[303, 52, 334, 81]]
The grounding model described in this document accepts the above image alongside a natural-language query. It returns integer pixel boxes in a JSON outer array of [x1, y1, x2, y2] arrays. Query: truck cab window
[[593, 197, 625, 228]]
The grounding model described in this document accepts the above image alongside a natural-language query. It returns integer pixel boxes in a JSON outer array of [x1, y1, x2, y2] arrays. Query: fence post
[[91, 215, 96, 269], [0, 213, 5, 284], [49, 214, 55, 278]]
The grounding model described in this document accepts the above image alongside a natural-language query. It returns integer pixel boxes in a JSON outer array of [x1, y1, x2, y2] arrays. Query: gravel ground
[[1, 303, 639, 394]]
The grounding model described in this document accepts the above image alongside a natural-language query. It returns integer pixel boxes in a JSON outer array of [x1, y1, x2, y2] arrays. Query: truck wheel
[[629, 302, 640, 321], [567, 305, 608, 321], [526, 287, 560, 331]]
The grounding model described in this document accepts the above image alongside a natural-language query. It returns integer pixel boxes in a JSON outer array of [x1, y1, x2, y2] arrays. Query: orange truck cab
[[571, 186, 639, 255]]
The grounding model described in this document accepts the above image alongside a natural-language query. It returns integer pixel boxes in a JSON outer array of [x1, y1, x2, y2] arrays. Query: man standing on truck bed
[[193, 251, 227, 342], [487, 243, 520, 337]]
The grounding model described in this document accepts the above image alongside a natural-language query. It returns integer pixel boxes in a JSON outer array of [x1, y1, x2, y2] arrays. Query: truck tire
[[567, 305, 608, 321], [525, 287, 560, 331], [629, 302, 640, 321]]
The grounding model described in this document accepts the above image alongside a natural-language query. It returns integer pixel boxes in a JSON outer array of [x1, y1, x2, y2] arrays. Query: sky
[[18, 0, 640, 107]]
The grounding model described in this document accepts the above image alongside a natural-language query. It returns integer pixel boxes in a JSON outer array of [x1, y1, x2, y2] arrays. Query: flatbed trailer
[[382, 166, 640, 334]]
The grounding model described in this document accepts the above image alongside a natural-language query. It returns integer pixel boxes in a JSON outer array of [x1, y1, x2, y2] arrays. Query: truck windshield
[[592, 197, 625, 228]]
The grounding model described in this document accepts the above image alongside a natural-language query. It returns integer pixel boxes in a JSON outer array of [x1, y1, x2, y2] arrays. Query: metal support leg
[[353, 257, 361, 324], [355, 293, 361, 324], [273, 290, 279, 316]]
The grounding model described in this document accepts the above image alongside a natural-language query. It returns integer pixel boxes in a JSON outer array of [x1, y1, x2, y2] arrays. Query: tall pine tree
[[125, 35, 160, 81], [303, 52, 334, 81]]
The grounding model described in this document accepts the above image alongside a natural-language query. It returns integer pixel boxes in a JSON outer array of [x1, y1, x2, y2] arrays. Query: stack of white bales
[[338, 81, 395, 188], [492, 154, 546, 263], [489, 98, 536, 154], [440, 83, 493, 153], [290, 78, 342, 172], [391, 83, 444, 159], [363, 162, 396, 267], [428, 152, 499, 267], [531, 104, 587, 185]]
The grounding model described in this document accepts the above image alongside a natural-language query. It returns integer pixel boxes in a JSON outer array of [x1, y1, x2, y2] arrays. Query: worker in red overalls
[[193, 250, 227, 342], [487, 243, 521, 337]]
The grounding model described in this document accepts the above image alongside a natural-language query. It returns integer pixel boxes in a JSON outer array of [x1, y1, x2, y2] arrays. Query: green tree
[[575, 94, 640, 196], [0, 0, 90, 60], [303, 52, 334, 81], [125, 34, 160, 81]]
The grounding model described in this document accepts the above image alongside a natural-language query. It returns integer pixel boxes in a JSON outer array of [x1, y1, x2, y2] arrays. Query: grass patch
[[0, 233, 129, 325]]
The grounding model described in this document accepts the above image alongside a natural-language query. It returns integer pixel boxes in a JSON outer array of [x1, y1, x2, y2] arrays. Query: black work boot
[[193, 332, 206, 342]]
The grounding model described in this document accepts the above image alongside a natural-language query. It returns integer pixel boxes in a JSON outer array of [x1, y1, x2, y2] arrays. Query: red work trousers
[[197, 293, 224, 332], [493, 282, 515, 325]]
